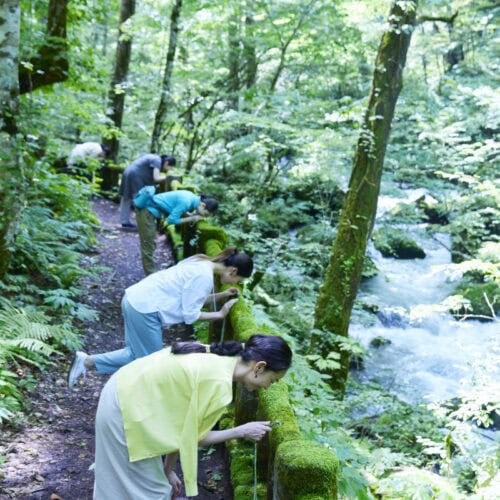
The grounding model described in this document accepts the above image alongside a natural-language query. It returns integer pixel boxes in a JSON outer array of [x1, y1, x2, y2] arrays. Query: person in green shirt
[[93, 334, 292, 499]]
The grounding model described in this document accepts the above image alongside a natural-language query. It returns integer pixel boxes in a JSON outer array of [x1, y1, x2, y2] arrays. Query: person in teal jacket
[[135, 189, 218, 275], [93, 334, 292, 499]]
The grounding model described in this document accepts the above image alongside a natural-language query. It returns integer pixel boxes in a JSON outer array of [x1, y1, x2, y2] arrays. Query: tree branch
[[417, 11, 458, 25]]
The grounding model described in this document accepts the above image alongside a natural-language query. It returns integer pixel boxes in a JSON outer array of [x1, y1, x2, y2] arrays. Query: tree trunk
[[0, 0, 22, 279], [101, 0, 136, 190], [151, 0, 183, 154], [18, 0, 69, 94], [312, 0, 418, 396], [242, 14, 257, 89], [227, 10, 240, 110]]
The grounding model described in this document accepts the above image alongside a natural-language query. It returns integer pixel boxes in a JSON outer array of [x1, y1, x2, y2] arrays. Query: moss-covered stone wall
[[172, 221, 339, 499]]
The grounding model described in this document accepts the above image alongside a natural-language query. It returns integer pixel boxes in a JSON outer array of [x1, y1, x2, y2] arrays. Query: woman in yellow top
[[93, 334, 292, 499]]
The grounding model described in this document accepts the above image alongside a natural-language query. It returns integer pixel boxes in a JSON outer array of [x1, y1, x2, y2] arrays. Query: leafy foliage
[[0, 299, 82, 422]]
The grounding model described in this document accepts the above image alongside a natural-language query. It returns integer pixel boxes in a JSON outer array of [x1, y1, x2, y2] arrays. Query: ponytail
[[172, 334, 292, 372]]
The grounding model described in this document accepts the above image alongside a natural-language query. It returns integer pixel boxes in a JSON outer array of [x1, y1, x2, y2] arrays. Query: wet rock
[[373, 227, 426, 259], [370, 336, 391, 348]]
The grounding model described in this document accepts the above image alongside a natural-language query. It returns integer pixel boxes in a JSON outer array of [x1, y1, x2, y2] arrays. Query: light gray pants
[[119, 196, 134, 225], [94, 375, 172, 499], [92, 296, 163, 374]]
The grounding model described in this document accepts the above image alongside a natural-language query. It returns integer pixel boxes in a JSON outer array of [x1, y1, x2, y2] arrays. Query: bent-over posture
[[67, 247, 253, 387], [119, 153, 176, 229], [135, 189, 218, 275], [93, 334, 292, 499]]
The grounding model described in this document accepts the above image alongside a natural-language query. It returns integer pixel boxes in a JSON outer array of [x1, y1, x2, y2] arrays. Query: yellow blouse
[[116, 349, 237, 497]]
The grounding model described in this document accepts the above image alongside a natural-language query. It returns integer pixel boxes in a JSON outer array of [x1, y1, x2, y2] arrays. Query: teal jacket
[[147, 190, 201, 225]]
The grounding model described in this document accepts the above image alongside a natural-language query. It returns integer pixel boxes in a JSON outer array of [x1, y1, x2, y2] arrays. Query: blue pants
[[93, 296, 163, 374]]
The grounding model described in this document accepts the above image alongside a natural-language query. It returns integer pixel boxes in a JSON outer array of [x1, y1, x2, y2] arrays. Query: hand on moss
[[237, 421, 272, 441]]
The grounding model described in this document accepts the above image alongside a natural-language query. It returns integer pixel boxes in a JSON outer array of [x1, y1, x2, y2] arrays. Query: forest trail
[[0, 197, 230, 500]]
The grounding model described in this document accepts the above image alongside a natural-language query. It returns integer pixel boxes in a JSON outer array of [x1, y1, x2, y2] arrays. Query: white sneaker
[[67, 351, 88, 389]]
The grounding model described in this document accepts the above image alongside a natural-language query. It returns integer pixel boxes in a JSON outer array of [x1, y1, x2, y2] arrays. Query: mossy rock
[[370, 336, 391, 348], [452, 279, 499, 320], [372, 227, 426, 259], [274, 440, 338, 499], [233, 484, 266, 500]]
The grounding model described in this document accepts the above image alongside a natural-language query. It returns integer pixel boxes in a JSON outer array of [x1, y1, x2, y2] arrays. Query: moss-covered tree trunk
[[101, 0, 136, 190], [0, 0, 22, 280], [312, 0, 418, 396], [18, 0, 68, 94], [151, 0, 183, 154]]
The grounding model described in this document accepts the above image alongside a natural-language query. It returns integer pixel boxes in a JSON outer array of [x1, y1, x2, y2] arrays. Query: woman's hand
[[221, 298, 238, 317], [237, 421, 272, 441], [224, 287, 240, 298], [166, 470, 182, 499]]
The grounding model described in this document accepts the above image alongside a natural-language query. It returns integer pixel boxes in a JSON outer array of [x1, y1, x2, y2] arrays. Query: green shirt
[[116, 349, 237, 497]]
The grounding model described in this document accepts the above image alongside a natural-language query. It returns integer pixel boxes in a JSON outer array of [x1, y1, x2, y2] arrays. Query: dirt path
[[0, 197, 231, 500]]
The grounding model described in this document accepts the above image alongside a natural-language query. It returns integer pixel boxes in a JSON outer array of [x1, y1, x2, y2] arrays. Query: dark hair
[[100, 144, 111, 157], [200, 195, 218, 213], [160, 154, 176, 166], [194, 247, 254, 278], [172, 334, 292, 372]]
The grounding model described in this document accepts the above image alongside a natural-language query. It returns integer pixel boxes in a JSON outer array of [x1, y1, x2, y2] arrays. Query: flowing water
[[350, 194, 499, 405]]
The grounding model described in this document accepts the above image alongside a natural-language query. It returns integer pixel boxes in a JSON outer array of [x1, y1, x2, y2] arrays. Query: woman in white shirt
[[67, 247, 253, 388]]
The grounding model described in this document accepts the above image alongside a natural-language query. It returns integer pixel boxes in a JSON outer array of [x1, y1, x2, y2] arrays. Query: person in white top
[[68, 142, 110, 167], [67, 247, 253, 388]]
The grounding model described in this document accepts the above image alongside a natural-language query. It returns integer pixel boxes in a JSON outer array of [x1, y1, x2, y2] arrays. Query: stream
[[350, 192, 499, 407]]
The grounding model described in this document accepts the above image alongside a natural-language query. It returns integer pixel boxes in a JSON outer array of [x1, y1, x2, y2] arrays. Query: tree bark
[[312, 0, 418, 396], [18, 0, 68, 94], [242, 14, 257, 89], [227, 10, 240, 110], [101, 0, 136, 190], [151, 0, 183, 154], [0, 0, 22, 279]]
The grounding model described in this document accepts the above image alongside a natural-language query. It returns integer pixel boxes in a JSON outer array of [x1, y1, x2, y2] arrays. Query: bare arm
[[164, 452, 182, 497], [204, 288, 239, 306], [199, 421, 271, 446], [197, 298, 238, 322], [152, 167, 166, 182]]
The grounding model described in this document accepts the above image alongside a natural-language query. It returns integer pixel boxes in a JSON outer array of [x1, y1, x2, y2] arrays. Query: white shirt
[[125, 258, 214, 326], [68, 142, 103, 165]]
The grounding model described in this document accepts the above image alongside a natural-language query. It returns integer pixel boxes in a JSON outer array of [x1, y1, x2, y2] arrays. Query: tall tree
[[151, 0, 184, 154], [227, 8, 241, 110], [18, 0, 68, 94], [0, 0, 22, 279], [312, 0, 418, 396], [101, 0, 136, 190]]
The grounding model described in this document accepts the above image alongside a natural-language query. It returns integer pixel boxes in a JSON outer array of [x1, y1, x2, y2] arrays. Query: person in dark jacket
[[119, 153, 176, 229]]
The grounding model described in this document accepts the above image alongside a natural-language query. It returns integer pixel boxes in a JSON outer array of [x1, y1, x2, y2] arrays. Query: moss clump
[[275, 440, 338, 499], [233, 484, 266, 500], [259, 383, 301, 453], [373, 227, 426, 259], [452, 278, 499, 320], [197, 223, 228, 254]]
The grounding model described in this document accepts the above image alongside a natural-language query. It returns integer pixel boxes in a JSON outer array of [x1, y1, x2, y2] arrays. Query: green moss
[[259, 383, 301, 452], [233, 484, 266, 500], [197, 223, 228, 255], [373, 227, 426, 259], [453, 279, 499, 319], [275, 440, 338, 499]]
